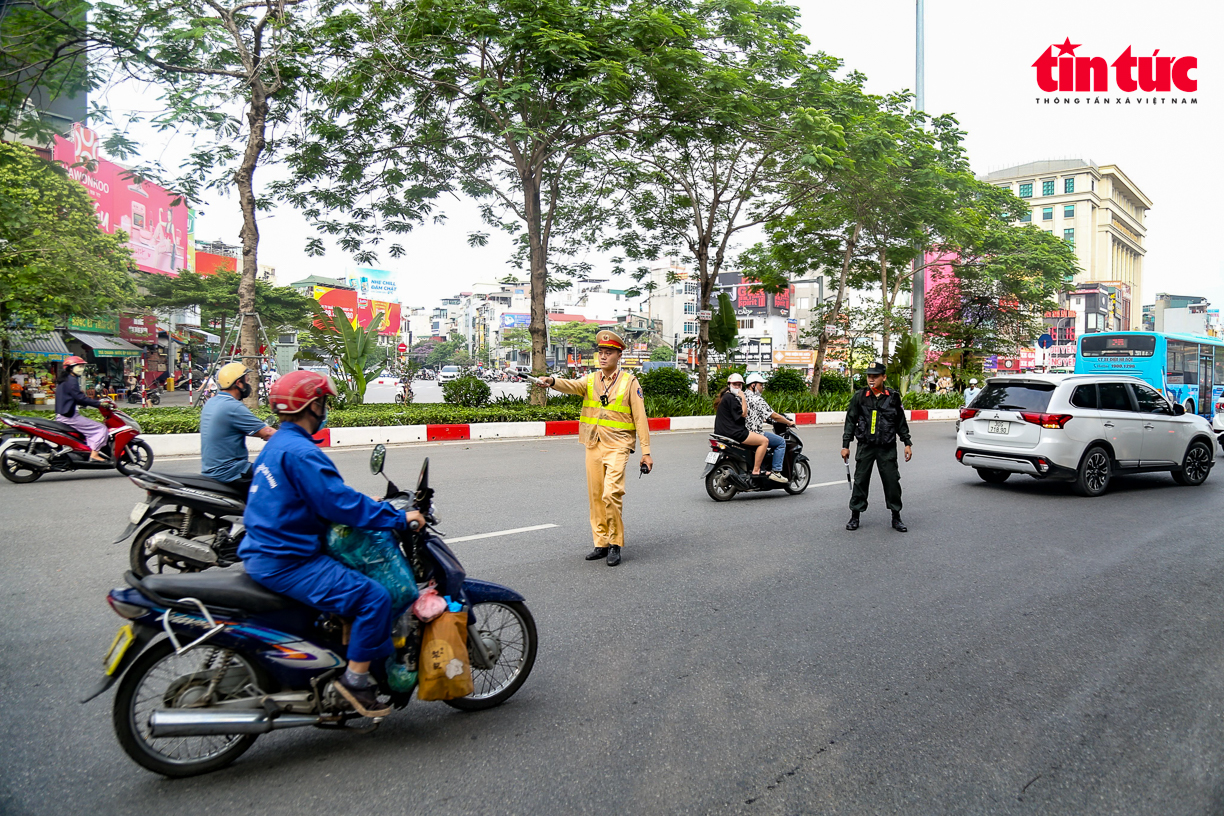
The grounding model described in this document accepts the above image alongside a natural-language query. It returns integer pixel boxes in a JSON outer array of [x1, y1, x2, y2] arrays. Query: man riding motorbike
[[200, 362, 276, 492], [238, 371, 426, 718], [54, 356, 110, 462], [744, 372, 795, 483]]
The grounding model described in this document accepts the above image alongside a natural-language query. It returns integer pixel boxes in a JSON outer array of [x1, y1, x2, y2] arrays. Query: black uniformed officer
[[840, 362, 913, 532]]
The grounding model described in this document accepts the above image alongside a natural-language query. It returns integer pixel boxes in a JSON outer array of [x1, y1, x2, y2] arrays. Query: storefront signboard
[[67, 316, 119, 335], [120, 314, 159, 344]]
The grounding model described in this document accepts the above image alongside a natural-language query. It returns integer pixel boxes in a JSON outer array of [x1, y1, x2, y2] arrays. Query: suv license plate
[[988, 421, 1010, 435], [704, 452, 721, 464]]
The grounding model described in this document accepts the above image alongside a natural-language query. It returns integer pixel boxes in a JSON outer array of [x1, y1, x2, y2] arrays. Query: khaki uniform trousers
[[585, 437, 631, 549]]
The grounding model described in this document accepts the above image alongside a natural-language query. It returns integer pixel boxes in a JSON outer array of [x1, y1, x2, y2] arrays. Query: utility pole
[[911, 0, 926, 338]]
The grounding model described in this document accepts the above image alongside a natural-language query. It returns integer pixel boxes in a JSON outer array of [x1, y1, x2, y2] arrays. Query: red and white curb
[[143, 410, 960, 457]]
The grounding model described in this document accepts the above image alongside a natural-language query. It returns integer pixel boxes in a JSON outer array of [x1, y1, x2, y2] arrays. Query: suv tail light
[[1020, 412, 1073, 429], [959, 408, 979, 420]]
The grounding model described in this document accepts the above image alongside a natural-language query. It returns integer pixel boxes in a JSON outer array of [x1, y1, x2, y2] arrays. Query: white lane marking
[[445, 523, 559, 544], [812, 480, 849, 487]]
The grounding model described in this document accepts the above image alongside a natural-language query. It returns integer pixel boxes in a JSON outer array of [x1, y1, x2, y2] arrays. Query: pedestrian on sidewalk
[[841, 361, 912, 532], [534, 330, 653, 567]]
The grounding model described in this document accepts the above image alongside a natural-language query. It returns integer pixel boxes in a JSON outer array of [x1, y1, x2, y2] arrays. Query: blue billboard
[[501, 313, 531, 329]]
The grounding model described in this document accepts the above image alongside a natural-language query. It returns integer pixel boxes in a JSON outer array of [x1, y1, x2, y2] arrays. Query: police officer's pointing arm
[[535, 375, 587, 397]]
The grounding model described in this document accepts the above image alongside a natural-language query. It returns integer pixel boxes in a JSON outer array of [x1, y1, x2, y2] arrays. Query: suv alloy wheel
[[1074, 445, 1112, 497]]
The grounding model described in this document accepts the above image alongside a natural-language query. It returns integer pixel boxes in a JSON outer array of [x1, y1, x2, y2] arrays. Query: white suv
[[955, 374, 1216, 496], [437, 365, 462, 383]]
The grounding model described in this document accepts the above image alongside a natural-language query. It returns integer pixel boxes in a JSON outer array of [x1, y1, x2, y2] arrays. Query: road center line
[[445, 523, 559, 543], [812, 480, 848, 487]]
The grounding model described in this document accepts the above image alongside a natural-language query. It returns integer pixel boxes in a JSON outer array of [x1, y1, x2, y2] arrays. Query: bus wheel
[[1184, 399, 1196, 416]]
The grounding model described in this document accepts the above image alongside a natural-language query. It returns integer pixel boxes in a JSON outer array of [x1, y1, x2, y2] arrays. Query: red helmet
[[64, 356, 86, 367], [269, 370, 338, 414]]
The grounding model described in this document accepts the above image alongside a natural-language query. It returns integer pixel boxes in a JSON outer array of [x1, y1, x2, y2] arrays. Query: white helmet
[[969, 378, 978, 385], [745, 372, 767, 386], [726, 373, 745, 384]]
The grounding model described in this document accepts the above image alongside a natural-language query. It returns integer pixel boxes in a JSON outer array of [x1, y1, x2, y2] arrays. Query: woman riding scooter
[[713, 373, 772, 480], [54, 356, 110, 462], [744, 372, 794, 483]]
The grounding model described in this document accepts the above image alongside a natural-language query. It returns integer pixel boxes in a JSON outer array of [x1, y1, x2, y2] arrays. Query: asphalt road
[[1, 422, 1222, 815]]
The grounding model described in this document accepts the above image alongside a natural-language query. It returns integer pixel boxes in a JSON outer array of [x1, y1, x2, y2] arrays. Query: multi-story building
[[547, 280, 632, 322], [641, 264, 702, 346], [1149, 292, 1211, 336], [790, 276, 831, 340], [983, 160, 1151, 328]]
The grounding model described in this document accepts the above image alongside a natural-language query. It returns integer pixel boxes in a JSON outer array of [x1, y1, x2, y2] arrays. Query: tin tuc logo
[[1032, 38, 1197, 93]]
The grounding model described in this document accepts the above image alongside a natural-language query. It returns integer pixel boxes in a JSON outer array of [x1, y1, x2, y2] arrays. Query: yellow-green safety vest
[[581, 372, 636, 431]]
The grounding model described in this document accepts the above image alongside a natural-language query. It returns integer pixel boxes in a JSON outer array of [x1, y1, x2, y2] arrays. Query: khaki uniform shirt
[[552, 369, 651, 454]]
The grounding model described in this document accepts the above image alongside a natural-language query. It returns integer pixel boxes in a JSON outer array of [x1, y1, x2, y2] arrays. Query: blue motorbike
[[84, 446, 538, 777]]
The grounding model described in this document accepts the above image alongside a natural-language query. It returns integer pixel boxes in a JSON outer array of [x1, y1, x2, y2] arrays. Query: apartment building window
[[737, 318, 755, 330], [1064, 228, 1075, 247], [1018, 182, 1033, 198], [1042, 207, 1053, 221], [684, 301, 696, 314], [683, 321, 696, 334], [1042, 180, 1055, 196], [1064, 204, 1075, 218], [1019, 210, 1031, 223], [1064, 177, 1075, 193], [684, 282, 700, 295], [799, 297, 809, 309]]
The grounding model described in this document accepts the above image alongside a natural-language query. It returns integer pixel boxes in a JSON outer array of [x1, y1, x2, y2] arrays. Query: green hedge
[[1, 390, 964, 434]]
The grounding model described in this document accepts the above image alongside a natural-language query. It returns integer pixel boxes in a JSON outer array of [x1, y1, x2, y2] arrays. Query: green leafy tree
[[0, 142, 134, 406], [298, 303, 385, 406], [501, 328, 532, 360], [549, 322, 601, 355], [138, 270, 316, 343], [91, 0, 314, 404], [281, 0, 709, 403], [0, 0, 91, 143], [649, 345, 674, 362]]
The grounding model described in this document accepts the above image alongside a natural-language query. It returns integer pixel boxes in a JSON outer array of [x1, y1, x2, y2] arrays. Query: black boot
[[606, 546, 622, 566], [584, 547, 610, 561], [846, 512, 860, 531], [891, 514, 907, 533]]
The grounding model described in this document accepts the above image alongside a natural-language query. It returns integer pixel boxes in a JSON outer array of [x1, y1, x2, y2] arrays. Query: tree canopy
[[138, 270, 317, 342]]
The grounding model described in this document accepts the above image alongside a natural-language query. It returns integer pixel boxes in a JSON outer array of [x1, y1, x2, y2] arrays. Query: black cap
[[864, 362, 886, 376]]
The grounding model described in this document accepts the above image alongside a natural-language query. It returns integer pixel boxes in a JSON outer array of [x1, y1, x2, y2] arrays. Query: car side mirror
[[1172, 404, 1186, 416], [370, 443, 387, 475]]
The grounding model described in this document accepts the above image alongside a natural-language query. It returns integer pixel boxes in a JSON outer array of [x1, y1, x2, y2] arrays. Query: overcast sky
[[95, 0, 1221, 314]]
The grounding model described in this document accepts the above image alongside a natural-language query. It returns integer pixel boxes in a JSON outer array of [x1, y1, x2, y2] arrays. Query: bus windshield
[[1080, 334, 1156, 357]]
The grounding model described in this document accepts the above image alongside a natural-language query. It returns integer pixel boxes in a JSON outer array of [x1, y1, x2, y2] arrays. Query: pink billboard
[[53, 124, 190, 277]]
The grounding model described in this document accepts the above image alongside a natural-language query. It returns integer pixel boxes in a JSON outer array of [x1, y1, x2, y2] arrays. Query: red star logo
[[1054, 37, 1081, 56]]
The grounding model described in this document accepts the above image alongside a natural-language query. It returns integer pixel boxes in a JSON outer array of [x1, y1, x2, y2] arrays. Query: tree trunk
[[235, 87, 268, 409], [879, 246, 890, 366], [696, 249, 712, 396], [811, 221, 860, 396], [524, 170, 548, 406]]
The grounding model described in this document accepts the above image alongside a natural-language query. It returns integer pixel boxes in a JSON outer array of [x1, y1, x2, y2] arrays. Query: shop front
[[65, 317, 142, 392], [5, 332, 71, 405]]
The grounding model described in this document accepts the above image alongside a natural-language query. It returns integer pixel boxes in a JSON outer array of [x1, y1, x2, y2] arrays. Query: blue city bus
[[1074, 331, 1224, 418]]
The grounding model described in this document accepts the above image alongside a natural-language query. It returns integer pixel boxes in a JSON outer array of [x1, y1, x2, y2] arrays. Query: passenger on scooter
[[239, 371, 426, 718], [713, 373, 771, 479], [200, 362, 276, 492], [744, 372, 795, 483], [54, 356, 110, 462]]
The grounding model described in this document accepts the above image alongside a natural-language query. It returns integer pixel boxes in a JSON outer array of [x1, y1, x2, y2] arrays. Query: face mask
[[316, 403, 329, 431], [730, 384, 741, 393], [237, 381, 252, 399], [72, 365, 85, 375]]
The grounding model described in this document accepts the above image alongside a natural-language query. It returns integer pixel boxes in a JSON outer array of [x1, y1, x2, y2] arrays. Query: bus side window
[[1070, 384, 1098, 409], [1215, 353, 1224, 387]]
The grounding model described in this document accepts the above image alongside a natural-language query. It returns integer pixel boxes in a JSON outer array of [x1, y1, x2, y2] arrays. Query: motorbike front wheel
[[113, 640, 264, 777], [0, 439, 43, 483], [704, 463, 738, 502], [784, 459, 811, 495], [445, 601, 537, 711]]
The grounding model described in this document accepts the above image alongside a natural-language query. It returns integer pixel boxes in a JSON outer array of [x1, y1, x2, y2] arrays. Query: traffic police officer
[[535, 330, 652, 566], [840, 362, 913, 532]]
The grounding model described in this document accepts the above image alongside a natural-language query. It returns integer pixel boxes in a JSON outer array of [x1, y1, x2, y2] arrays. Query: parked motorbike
[[86, 447, 537, 777], [127, 384, 162, 405], [0, 404, 154, 483], [702, 420, 811, 501], [118, 468, 248, 577]]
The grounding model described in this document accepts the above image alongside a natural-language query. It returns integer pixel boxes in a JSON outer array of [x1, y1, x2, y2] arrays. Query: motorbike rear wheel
[[0, 439, 43, 483], [130, 511, 214, 577], [444, 601, 537, 711], [784, 460, 811, 495], [113, 640, 263, 777], [118, 439, 154, 473], [704, 463, 738, 502]]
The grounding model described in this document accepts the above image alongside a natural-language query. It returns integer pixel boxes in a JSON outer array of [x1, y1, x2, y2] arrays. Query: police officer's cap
[[596, 330, 625, 351], [864, 361, 886, 376]]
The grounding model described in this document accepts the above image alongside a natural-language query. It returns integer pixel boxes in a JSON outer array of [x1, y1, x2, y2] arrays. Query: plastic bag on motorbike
[[410, 582, 448, 622], [416, 610, 474, 701], [325, 525, 419, 615]]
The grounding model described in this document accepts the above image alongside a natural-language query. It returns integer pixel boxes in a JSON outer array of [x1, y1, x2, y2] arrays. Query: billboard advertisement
[[312, 286, 401, 337], [722, 281, 793, 316], [501, 313, 531, 329], [346, 268, 398, 302], [53, 124, 190, 277], [196, 251, 237, 276]]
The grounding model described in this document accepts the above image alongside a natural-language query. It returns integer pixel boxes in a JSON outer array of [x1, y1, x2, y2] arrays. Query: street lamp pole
[[911, 0, 926, 338]]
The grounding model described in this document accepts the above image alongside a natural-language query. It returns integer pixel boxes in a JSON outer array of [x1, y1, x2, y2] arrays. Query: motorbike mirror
[[417, 457, 430, 492], [370, 443, 387, 476]]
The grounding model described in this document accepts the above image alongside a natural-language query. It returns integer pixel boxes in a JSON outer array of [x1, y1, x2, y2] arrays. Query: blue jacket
[[239, 422, 407, 560], [55, 374, 101, 417]]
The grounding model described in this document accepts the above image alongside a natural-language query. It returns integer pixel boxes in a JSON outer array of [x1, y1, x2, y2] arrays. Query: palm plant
[[298, 303, 386, 406]]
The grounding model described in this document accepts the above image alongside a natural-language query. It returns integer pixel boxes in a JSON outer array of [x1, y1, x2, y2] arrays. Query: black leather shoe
[[606, 546, 622, 566], [891, 515, 907, 533], [585, 547, 610, 561], [846, 513, 860, 531]]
